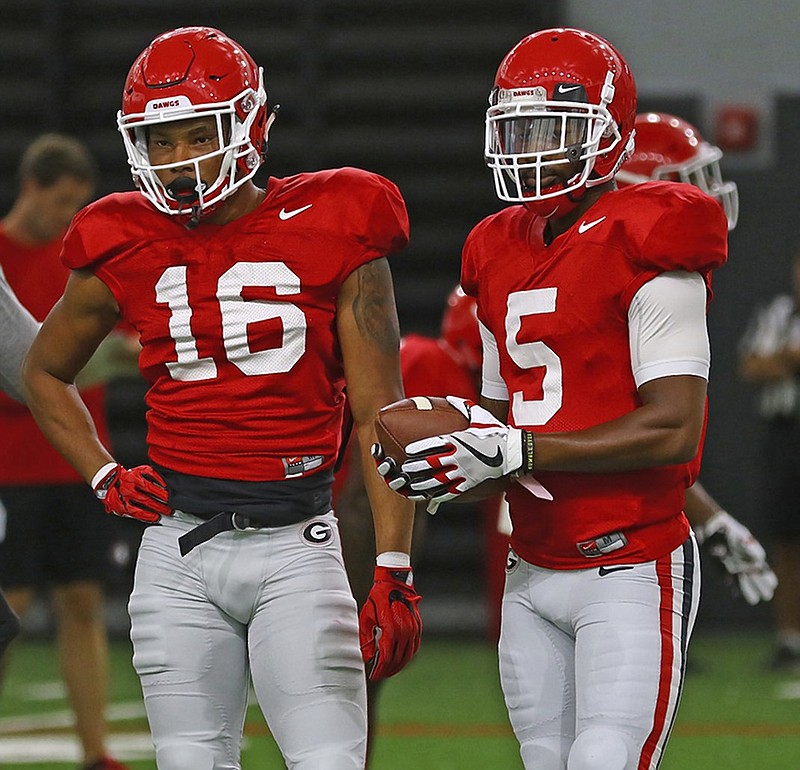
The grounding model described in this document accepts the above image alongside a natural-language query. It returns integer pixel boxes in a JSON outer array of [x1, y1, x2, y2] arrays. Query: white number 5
[[505, 288, 563, 425], [155, 262, 307, 381]]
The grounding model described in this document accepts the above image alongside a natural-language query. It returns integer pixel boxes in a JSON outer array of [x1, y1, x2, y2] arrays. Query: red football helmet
[[485, 28, 637, 218], [441, 286, 482, 372], [117, 27, 273, 218], [617, 112, 739, 230]]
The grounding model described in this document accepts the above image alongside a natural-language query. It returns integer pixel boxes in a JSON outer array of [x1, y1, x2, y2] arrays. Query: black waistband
[[154, 464, 333, 522]]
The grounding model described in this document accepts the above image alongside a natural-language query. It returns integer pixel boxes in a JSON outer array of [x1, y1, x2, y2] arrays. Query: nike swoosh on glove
[[696, 510, 778, 605], [93, 464, 172, 523], [359, 566, 422, 681], [400, 396, 525, 511]]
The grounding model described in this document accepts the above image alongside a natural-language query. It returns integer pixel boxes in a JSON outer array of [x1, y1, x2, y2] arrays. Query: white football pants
[[499, 536, 700, 770], [129, 510, 366, 770]]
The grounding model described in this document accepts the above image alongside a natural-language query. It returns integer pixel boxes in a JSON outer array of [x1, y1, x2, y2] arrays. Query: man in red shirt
[[22, 27, 420, 769], [377, 28, 728, 770], [0, 134, 131, 770]]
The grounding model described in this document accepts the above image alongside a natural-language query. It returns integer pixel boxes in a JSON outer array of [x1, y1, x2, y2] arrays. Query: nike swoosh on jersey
[[451, 436, 504, 467], [578, 215, 607, 234], [279, 204, 313, 220], [598, 565, 635, 576]]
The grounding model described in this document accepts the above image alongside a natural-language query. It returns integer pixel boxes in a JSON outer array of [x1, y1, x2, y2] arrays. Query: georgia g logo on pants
[[302, 519, 333, 546], [506, 548, 520, 573]]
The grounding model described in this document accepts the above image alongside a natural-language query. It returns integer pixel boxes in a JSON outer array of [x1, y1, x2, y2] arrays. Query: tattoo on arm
[[352, 260, 400, 352]]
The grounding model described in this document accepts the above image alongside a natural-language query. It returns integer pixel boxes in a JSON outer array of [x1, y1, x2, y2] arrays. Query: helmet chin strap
[[167, 177, 205, 230]]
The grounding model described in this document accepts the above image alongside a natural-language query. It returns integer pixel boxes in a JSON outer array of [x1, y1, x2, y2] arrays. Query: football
[[374, 396, 508, 502], [375, 396, 468, 464]]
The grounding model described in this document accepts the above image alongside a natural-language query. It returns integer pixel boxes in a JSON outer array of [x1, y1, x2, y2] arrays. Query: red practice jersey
[[0, 226, 108, 484], [62, 168, 409, 482], [462, 181, 728, 569]]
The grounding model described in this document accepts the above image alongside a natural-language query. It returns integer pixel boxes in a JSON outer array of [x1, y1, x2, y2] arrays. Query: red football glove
[[93, 464, 172, 523], [359, 566, 422, 681]]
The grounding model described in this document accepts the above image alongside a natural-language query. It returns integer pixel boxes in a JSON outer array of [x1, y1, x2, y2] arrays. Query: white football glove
[[695, 510, 778, 605], [400, 396, 526, 512]]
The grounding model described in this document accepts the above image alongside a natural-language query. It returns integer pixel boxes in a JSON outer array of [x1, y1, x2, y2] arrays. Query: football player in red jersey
[[22, 26, 420, 770], [618, 112, 776, 607], [376, 28, 728, 769]]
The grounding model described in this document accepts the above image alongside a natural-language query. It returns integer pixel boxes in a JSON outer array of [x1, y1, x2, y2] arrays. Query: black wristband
[[522, 431, 535, 473]]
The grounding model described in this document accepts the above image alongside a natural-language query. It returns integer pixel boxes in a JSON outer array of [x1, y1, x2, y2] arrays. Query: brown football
[[375, 396, 468, 464], [374, 396, 508, 502]]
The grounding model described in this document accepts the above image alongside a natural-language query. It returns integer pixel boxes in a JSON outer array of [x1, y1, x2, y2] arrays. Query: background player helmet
[[485, 28, 637, 218], [441, 286, 482, 372], [617, 112, 739, 230], [117, 26, 270, 217]]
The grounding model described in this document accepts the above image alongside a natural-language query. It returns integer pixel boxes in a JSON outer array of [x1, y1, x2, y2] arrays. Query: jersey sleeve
[[60, 205, 98, 271], [61, 194, 141, 271], [460, 219, 487, 300], [619, 183, 729, 308], [630, 184, 728, 274], [334, 169, 410, 278]]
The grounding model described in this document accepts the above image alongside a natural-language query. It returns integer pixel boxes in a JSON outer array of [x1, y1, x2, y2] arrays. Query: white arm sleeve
[[479, 319, 508, 400], [0, 266, 40, 402], [628, 270, 710, 388]]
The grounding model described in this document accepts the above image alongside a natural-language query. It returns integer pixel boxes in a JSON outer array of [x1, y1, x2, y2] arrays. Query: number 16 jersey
[[62, 167, 409, 482]]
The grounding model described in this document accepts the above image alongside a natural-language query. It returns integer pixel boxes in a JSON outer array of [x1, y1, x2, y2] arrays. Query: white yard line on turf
[[0, 701, 146, 734]]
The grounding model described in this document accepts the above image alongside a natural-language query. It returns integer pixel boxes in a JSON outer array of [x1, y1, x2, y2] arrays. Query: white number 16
[[154, 262, 307, 382]]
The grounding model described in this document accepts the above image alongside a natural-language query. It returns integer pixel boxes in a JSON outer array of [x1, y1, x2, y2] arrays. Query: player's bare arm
[[684, 480, 721, 526], [22, 269, 120, 482], [522, 374, 707, 473], [479, 374, 704, 475], [337, 257, 414, 554]]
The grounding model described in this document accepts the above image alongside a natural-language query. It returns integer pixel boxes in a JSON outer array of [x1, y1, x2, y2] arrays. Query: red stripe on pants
[[638, 553, 675, 770]]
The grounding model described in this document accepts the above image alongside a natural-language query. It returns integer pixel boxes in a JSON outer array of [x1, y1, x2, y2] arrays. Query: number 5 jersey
[[461, 181, 728, 569]]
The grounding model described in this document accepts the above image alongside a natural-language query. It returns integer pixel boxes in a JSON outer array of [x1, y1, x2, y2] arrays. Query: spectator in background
[[618, 111, 776, 608], [739, 250, 800, 670], [0, 134, 130, 770]]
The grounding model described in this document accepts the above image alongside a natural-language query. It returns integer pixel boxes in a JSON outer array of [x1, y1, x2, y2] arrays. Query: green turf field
[[1, 632, 798, 768]]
